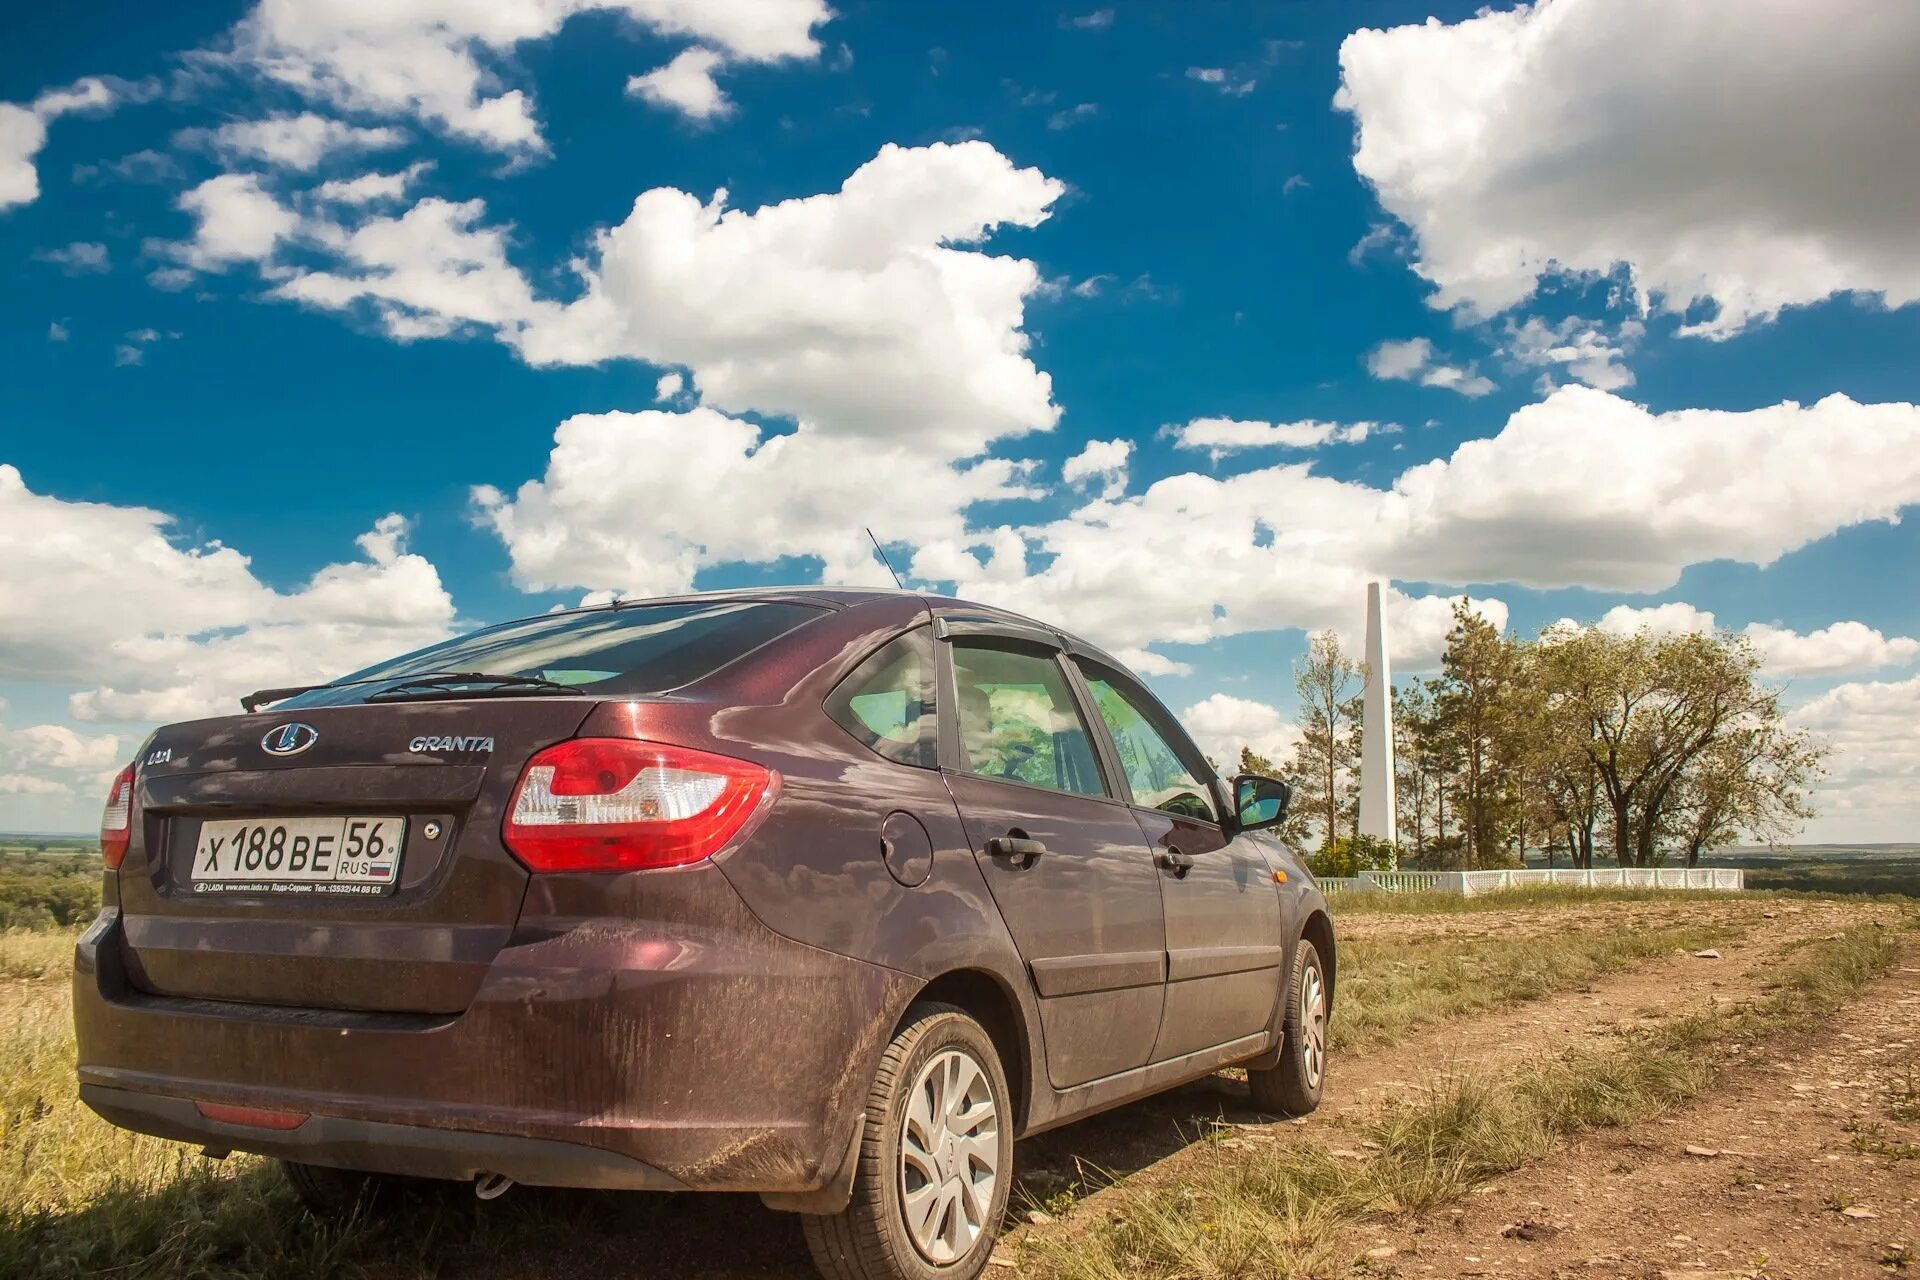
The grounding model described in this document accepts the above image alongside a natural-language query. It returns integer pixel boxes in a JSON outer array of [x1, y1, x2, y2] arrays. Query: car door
[[936, 624, 1167, 1089], [1073, 658, 1285, 1062]]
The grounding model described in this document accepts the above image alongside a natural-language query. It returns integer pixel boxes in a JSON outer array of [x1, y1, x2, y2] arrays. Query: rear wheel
[[801, 1003, 1013, 1280], [1247, 938, 1328, 1116], [280, 1160, 410, 1215]]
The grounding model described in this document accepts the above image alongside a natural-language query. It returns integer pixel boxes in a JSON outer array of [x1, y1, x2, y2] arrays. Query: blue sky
[[5, 0, 1920, 838]]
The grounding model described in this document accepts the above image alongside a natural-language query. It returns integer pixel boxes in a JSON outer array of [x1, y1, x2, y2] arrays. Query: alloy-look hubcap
[[899, 1047, 999, 1265], [1299, 964, 1327, 1090]]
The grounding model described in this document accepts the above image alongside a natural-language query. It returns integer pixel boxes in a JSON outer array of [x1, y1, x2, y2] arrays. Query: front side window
[[825, 629, 937, 768], [275, 600, 824, 708], [1081, 669, 1217, 822], [949, 642, 1106, 797]]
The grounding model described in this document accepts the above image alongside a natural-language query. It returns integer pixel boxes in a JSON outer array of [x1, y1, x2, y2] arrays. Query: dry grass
[[0, 931, 75, 983], [1029, 923, 1905, 1280], [0, 930, 480, 1279], [5, 977, 317, 1277]]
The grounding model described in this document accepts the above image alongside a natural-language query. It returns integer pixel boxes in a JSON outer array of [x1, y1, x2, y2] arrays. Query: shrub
[[1306, 834, 1399, 878]]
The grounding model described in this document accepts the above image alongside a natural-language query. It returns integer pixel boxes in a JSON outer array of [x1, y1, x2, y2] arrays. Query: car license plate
[[190, 816, 406, 896]]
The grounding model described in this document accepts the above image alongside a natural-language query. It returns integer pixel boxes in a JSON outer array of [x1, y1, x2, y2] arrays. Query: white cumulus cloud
[[2, 75, 125, 211], [189, 112, 407, 170], [1170, 417, 1387, 459], [1060, 439, 1131, 499], [1792, 674, 1920, 841], [1594, 601, 1721, 639], [0, 721, 124, 809], [1337, 0, 1920, 335], [1504, 316, 1638, 392], [628, 47, 733, 121], [169, 173, 302, 271], [471, 406, 1036, 597], [228, 0, 831, 150], [314, 160, 433, 205], [1366, 337, 1494, 397], [1181, 694, 1302, 768], [921, 387, 1920, 659], [1745, 622, 1920, 679], [277, 141, 1066, 456], [0, 466, 454, 726], [1595, 603, 1920, 678]]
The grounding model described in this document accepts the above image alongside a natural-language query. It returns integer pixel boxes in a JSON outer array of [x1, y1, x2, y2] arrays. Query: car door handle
[[1158, 847, 1195, 876], [986, 835, 1046, 867]]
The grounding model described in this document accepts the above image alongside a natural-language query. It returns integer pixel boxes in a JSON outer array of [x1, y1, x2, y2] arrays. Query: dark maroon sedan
[[76, 588, 1333, 1280]]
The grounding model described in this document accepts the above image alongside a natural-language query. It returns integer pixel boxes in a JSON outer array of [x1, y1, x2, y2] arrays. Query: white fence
[[1317, 867, 1744, 896]]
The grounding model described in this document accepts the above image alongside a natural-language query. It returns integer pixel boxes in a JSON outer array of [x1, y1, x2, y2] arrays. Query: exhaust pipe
[[474, 1171, 515, 1201]]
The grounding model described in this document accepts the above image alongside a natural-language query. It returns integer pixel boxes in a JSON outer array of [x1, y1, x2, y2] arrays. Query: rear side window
[[950, 642, 1106, 797], [826, 629, 937, 768], [277, 600, 825, 708]]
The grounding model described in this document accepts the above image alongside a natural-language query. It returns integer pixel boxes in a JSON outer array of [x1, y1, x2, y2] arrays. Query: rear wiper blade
[[244, 671, 576, 711], [243, 685, 324, 713], [241, 672, 469, 712], [364, 673, 578, 703]]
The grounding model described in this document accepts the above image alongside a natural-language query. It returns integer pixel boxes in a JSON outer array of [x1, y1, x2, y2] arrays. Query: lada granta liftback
[[76, 588, 1335, 1280]]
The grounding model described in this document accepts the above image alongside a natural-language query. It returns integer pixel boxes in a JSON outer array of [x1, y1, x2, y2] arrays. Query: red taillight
[[100, 763, 135, 869], [503, 738, 776, 873]]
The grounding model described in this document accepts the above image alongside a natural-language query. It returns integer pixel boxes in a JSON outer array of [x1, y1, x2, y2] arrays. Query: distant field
[[1696, 844, 1920, 897], [0, 843, 99, 931], [1512, 843, 1920, 898]]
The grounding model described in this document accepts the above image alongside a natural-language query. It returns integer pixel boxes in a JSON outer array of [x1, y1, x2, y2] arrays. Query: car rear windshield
[[274, 600, 826, 708]]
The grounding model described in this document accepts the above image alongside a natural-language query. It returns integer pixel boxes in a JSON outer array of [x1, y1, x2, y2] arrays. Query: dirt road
[[1002, 898, 1905, 1245], [1335, 954, 1919, 1278]]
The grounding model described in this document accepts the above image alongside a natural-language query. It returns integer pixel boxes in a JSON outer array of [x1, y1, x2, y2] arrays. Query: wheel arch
[[907, 967, 1034, 1132], [1298, 907, 1336, 1008]]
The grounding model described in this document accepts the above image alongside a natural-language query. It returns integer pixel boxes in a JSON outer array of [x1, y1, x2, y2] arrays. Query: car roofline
[[482, 586, 1130, 678]]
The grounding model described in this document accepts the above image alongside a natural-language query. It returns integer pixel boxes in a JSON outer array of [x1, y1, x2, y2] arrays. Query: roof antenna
[[865, 527, 905, 590]]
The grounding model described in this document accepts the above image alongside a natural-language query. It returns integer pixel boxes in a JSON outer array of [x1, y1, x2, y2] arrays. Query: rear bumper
[[81, 1084, 686, 1190], [73, 866, 916, 1194]]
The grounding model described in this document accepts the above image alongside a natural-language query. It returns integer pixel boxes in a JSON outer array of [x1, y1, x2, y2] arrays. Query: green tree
[[1669, 717, 1823, 865], [1433, 600, 1523, 867], [1507, 641, 1602, 867], [1285, 630, 1360, 853], [1392, 680, 1436, 860], [1531, 624, 1820, 866]]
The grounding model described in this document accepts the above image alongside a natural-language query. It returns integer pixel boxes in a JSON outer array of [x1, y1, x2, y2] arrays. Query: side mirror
[[1232, 773, 1291, 833]]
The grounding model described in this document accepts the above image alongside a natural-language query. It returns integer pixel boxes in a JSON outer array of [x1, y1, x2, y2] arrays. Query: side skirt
[[1018, 1030, 1273, 1138]]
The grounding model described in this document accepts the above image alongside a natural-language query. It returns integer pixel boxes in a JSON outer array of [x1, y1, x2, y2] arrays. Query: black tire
[[801, 1003, 1014, 1280], [1247, 938, 1328, 1116], [280, 1160, 409, 1215]]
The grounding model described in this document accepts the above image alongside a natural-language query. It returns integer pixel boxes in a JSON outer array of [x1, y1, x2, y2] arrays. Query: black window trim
[[933, 625, 1121, 804]]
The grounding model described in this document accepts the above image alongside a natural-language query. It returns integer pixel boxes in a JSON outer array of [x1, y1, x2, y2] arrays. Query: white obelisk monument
[[1358, 581, 1397, 863]]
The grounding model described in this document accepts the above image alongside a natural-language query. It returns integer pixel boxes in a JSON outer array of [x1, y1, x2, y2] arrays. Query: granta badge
[[261, 723, 320, 756], [409, 735, 495, 754]]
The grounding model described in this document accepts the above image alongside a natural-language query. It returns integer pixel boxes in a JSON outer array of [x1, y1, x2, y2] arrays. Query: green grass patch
[[1330, 922, 1735, 1050], [1327, 884, 1758, 915]]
